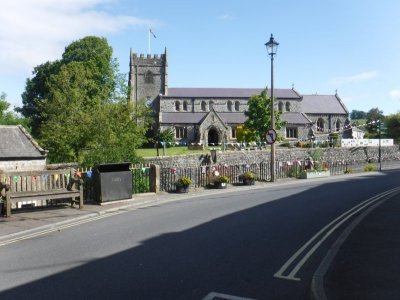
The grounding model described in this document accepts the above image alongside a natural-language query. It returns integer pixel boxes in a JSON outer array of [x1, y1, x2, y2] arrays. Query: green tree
[[0, 92, 30, 127], [155, 128, 175, 145], [82, 101, 149, 166], [19, 36, 149, 164], [365, 107, 385, 138], [17, 36, 116, 137], [17, 61, 61, 136], [385, 113, 400, 143], [350, 110, 367, 119], [244, 89, 284, 142]]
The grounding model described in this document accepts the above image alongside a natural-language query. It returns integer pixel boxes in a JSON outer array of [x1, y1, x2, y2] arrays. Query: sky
[[1, 0, 399, 116]]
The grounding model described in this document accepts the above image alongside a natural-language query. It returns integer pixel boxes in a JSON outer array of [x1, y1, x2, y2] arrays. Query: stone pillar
[[150, 164, 160, 193]]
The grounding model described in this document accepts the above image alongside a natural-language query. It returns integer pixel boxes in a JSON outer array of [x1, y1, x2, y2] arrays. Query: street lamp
[[265, 34, 279, 182]]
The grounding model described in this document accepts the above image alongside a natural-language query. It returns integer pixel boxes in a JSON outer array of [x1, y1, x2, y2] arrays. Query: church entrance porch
[[208, 128, 219, 145]]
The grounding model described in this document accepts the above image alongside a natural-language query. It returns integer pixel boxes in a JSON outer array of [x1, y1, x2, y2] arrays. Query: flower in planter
[[176, 176, 192, 187], [238, 171, 257, 181], [215, 175, 229, 183]]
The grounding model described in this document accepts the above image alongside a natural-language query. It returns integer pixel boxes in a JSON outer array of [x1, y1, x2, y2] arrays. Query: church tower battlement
[[128, 48, 168, 107]]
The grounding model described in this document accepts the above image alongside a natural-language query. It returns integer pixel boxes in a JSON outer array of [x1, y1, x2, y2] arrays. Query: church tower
[[128, 48, 168, 107]]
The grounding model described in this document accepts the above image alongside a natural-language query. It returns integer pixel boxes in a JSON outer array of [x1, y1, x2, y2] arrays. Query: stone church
[[128, 48, 350, 145]]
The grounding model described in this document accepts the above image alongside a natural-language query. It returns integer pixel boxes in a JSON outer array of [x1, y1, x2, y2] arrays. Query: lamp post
[[378, 119, 382, 171], [265, 34, 279, 182]]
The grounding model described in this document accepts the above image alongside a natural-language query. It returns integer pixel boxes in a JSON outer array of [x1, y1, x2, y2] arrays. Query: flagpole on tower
[[148, 27, 151, 54], [148, 28, 157, 54]]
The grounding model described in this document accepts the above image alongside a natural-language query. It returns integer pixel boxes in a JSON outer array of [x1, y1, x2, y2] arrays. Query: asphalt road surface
[[1, 170, 399, 300]]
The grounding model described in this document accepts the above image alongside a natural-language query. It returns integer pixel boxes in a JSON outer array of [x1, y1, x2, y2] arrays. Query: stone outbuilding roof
[[281, 112, 313, 125], [302, 94, 348, 114], [0, 125, 47, 159], [165, 88, 302, 99]]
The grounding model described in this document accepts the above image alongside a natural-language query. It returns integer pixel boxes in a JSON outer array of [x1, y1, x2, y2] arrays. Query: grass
[[136, 146, 222, 157]]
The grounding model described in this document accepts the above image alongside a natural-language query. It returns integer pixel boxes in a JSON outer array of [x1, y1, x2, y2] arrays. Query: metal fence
[[159, 159, 400, 192], [78, 159, 400, 196]]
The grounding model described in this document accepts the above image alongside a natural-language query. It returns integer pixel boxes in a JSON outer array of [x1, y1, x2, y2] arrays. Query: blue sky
[[1, 0, 399, 115]]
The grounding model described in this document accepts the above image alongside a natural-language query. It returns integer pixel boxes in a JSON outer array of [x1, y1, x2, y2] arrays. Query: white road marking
[[202, 292, 257, 300], [274, 186, 400, 281]]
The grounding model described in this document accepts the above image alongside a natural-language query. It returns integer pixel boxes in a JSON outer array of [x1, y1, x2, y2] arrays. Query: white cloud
[[0, 0, 151, 73], [331, 71, 381, 85], [389, 89, 400, 99], [218, 13, 233, 20]]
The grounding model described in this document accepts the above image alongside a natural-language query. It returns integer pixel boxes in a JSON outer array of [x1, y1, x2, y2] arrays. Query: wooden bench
[[0, 168, 83, 217]]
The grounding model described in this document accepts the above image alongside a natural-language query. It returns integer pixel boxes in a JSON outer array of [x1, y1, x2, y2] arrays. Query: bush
[[239, 171, 257, 181], [364, 163, 376, 172], [215, 175, 229, 183], [176, 176, 192, 186]]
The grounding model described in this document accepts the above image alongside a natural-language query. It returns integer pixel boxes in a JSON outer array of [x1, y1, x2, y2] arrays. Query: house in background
[[0, 125, 47, 172], [128, 49, 350, 145]]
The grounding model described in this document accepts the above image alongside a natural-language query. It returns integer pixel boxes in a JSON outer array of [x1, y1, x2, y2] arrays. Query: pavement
[[1, 174, 400, 300], [0, 182, 275, 240]]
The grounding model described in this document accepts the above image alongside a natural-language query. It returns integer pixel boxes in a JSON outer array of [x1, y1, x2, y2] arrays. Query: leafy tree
[[17, 36, 116, 137], [350, 110, 367, 119], [0, 92, 30, 127], [244, 89, 284, 142], [236, 125, 252, 143], [155, 128, 175, 144], [19, 36, 149, 164], [365, 107, 385, 138], [150, 127, 176, 155], [385, 113, 400, 143], [81, 101, 149, 166], [366, 107, 384, 122], [17, 61, 61, 136]]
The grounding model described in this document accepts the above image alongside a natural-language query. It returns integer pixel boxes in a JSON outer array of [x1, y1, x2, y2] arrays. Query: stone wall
[[143, 145, 400, 168], [0, 159, 46, 172]]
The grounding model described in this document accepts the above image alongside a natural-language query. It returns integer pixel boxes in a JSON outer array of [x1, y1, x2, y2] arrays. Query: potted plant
[[213, 175, 229, 189], [175, 176, 192, 193], [239, 171, 256, 185]]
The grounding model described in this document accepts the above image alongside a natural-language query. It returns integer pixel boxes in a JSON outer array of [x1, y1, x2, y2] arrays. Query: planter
[[214, 182, 227, 189], [243, 179, 255, 185], [300, 170, 330, 179], [176, 185, 189, 193]]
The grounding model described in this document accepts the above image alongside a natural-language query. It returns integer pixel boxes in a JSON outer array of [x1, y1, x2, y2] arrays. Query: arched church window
[[201, 101, 207, 111], [286, 102, 291, 112], [336, 119, 341, 132], [227, 101, 233, 111], [175, 101, 181, 111], [317, 118, 324, 132], [235, 101, 240, 111], [209, 101, 214, 110], [278, 101, 284, 112], [183, 101, 188, 111], [145, 70, 154, 84], [231, 126, 237, 138]]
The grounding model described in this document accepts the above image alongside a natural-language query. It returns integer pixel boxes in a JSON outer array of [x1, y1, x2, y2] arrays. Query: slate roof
[[302, 95, 348, 114], [162, 112, 312, 125], [281, 112, 313, 125], [165, 88, 301, 99], [161, 112, 247, 124], [0, 125, 47, 159]]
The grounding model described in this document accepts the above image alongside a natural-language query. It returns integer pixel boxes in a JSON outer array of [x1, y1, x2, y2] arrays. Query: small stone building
[[128, 48, 350, 145], [0, 125, 47, 172]]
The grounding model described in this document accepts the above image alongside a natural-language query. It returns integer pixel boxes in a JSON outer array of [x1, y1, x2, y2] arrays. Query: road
[[0, 170, 399, 300]]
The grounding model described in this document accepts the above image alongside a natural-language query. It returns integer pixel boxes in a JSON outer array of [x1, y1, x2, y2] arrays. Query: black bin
[[92, 163, 132, 203]]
